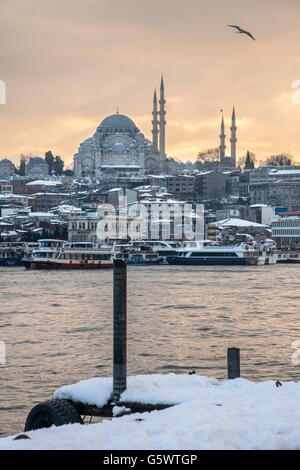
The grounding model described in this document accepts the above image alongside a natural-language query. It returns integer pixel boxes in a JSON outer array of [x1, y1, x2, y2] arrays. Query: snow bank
[[54, 373, 220, 406], [1, 374, 300, 450]]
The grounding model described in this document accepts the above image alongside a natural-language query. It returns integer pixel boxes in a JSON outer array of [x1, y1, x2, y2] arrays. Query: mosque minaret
[[159, 75, 166, 160], [230, 106, 237, 166], [219, 107, 237, 167], [151, 89, 159, 150]]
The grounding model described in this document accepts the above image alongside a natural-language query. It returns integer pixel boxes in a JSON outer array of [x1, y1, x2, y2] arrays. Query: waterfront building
[[271, 215, 300, 248], [248, 204, 275, 226]]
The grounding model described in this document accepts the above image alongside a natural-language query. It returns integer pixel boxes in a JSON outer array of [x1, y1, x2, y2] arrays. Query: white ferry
[[115, 242, 163, 265], [166, 240, 259, 266], [139, 240, 182, 260], [24, 239, 115, 269]]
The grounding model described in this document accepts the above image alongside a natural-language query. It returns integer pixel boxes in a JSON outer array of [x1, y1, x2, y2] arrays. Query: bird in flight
[[227, 25, 256, 41]]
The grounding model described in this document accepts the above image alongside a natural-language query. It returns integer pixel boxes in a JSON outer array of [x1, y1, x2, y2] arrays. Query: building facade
[[74, 78, 167, 179]]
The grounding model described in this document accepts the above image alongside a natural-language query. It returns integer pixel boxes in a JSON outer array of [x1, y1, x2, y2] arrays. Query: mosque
[[73, 77, 167, 179]]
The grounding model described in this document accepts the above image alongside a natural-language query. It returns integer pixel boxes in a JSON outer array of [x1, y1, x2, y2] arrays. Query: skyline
[[1, 0, 300, 167]]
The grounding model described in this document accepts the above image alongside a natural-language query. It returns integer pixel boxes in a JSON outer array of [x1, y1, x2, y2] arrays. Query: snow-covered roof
[[26, 180, 62, 186], [269, 169, 300, 176], [216, 218, 269, 228], [28, 212, 59, 218]]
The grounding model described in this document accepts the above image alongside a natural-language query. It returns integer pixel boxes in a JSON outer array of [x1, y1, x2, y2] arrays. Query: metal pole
[[227, 347, 240, 379], [112, 259, 127, 401]]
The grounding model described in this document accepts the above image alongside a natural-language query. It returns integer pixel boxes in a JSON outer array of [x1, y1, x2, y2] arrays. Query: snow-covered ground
[[1, 374, 300, 450]]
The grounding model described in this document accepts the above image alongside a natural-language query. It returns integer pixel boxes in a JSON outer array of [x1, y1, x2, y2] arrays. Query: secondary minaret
[[152, 89, 159, 150], [219, 112, 226, 159], [230, 106, 237, 166], [159, 75, 166, 159]]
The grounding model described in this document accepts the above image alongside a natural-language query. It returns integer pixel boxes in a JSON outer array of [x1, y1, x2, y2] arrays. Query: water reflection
[[0, 264, 300, 436]]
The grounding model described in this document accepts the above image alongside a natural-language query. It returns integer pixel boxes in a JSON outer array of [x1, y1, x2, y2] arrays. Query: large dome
[[99, 113, 139, 134]]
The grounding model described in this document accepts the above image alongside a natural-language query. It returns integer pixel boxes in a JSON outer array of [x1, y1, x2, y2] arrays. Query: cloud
[[0, 0, 300, 165]]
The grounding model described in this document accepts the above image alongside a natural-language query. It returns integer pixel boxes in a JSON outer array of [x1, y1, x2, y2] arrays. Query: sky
[[1, 0, 300, 168]]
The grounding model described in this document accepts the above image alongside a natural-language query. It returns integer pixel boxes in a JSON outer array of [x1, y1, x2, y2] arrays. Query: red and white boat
[[24, 239, 115, 269]]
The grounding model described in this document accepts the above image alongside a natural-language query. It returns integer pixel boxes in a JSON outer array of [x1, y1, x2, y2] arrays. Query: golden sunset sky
[[1, 0, 300, 168]]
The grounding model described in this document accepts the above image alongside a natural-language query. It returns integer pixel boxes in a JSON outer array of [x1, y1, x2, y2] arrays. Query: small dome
[[29, 156, 46, 164], [113, 142, 125, 150], [28, 167, 43, 175], [0, 158, 14, 165]]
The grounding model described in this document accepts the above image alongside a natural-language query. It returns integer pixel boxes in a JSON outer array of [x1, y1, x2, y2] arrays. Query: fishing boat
[[166, 240, 259, 266], [24, 239, 115, 269]]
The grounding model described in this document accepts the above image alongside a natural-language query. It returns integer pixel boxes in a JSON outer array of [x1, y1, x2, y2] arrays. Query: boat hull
[[166, 256, 257, 266], [282, 258, 300, 264], [126, 260, 163, 265], [24, 261, 113, 269], [0, 257, 23, 267]]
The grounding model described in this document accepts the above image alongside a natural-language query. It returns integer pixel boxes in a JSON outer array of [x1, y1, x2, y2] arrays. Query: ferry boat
[[24, 239, 115, 269], [22, 242, 40, 263], [0, 242, 24, 266], [166, 240, 259, 266], [115, 242, 163, 265], [139, 240, 182, 262]]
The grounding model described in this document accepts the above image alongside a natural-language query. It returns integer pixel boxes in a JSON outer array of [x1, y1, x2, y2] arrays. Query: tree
[[237, 151, 256, 170], [18, 155, 27, 176], [197, 147, 220, 164], [53, 155, 64, 176], [263, 154, 294, 166], [244, 150, 255, 170], [45, 151, 55, 175]]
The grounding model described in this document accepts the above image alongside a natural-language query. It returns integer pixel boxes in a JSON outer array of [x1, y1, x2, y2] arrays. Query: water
[[0, 264, 300, 437]]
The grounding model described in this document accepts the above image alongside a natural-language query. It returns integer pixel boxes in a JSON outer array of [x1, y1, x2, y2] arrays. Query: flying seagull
[[227, 25, 256, 41]]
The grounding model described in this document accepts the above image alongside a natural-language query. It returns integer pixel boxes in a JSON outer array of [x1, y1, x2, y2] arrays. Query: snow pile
[[54, 373, 220, 406], [1, 374, 300, 450], [54, 376, 113, 408]]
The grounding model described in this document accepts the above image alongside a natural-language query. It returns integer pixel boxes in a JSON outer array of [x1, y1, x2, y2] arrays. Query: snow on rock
[[1, 374, 300, 450]]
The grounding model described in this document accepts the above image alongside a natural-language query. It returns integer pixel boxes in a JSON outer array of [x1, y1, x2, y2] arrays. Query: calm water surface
[[0, 264, 300, 436]]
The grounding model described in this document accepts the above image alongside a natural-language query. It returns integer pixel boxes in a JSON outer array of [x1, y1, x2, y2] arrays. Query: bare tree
[[263, 153, 294, 166], [197, 147, 220, 164]]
